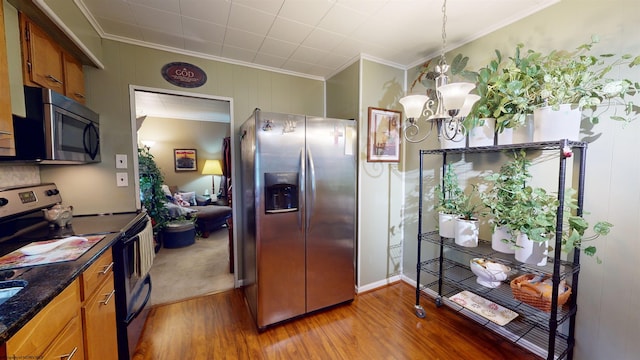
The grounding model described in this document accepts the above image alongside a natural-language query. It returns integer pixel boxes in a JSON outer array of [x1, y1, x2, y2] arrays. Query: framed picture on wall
[[174, 149, 197, 171], [367, 107, 402, 162]]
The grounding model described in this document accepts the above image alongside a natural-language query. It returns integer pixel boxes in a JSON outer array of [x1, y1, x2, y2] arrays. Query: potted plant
[[434, 164, 465, 238], [453, 186, 483, 247], [465, 45, 543, 144], [506, 184, 558, 266], [480, 150, 531, 253], [138, 146, 170, 237]]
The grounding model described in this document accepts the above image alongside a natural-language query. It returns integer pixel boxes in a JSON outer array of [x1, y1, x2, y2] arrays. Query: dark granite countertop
[[0, 212, 144, 342]]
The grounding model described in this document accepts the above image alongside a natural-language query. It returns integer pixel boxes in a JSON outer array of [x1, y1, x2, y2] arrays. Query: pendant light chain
[[439, 0, 448, 68]]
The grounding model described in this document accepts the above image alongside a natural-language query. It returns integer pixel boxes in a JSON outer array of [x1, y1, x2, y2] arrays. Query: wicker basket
[[510, 274, 572, 312]]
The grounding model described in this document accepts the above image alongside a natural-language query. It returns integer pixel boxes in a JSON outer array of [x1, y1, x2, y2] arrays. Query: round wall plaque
[[161, 62, 207, 88]]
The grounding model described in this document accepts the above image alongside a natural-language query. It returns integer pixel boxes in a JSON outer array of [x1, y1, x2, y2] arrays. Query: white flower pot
[[533, 104, 581, 142], [454, 218, 479, 247], [515, 233, 548, 266], [438, 212, 456, 238], [491, 226, 515, 254], [468, 118, 496, 147], [496, 115, 534, 145]]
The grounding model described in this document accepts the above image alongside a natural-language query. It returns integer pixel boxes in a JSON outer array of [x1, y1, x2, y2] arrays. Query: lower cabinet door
[[82, 272, 118, 360], [41, 314, 85, 360]]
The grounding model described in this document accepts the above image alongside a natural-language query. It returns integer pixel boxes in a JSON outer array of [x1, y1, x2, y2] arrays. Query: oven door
[[114, 215, 153, 359]]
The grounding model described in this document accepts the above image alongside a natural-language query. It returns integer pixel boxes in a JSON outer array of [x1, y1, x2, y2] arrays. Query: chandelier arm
[[403, 122, 432, 143], [441, 118, 466, 141]]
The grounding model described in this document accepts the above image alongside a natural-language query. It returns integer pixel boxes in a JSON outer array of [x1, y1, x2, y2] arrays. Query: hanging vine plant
[[138, 146, 169, 234]]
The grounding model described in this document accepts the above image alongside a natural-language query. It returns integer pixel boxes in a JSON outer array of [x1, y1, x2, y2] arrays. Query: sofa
[[162, 185, 232, 238]]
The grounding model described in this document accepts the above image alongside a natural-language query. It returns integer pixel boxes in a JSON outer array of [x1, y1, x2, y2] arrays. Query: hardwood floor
[[133, 281, 540, 359]]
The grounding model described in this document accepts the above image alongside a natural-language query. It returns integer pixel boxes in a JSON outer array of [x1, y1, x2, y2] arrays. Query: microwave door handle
[[83, 123, 99, 160]]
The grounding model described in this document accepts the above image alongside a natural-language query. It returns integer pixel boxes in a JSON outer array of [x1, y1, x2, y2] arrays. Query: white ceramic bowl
[[470, 258, 511, 288]]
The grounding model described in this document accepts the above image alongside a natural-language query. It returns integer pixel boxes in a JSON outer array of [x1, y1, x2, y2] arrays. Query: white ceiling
[[134, 90, 231, 122], [78, 0, 559, 80], [76, 0, 559, 120]]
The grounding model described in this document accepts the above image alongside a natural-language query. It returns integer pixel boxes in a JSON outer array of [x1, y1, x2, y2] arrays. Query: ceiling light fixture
[[399, 0, 479, 143]]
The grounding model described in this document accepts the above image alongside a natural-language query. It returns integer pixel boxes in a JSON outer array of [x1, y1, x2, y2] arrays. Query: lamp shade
[[438, 82, 476, 111], [202, 159, 223, 175], [399, 95, 429, 119], [459, 94, 481, 118]]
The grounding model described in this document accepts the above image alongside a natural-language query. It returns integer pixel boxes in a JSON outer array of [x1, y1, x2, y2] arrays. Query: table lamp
[[202, 159, 223, 196]]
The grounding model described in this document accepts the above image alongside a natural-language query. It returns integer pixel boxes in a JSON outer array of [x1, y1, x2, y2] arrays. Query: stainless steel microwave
[[12, 86, 100, 164]]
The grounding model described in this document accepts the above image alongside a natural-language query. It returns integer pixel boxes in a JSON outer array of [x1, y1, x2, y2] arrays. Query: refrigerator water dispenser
[[264, 172, 298, 213]]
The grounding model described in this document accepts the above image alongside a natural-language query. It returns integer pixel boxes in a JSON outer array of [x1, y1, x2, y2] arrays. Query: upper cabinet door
[[0, 1, 15, 156], [25, 20, 65, 94], [64, 53, 85, 104]]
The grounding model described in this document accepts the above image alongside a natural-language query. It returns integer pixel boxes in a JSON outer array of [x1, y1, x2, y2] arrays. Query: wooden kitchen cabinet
[[19, 14, 85, 103], [80, 250, 118, 360], [64, 53, 86, 103], [5, 279, 84, 359], [0, 0, 15, 156]]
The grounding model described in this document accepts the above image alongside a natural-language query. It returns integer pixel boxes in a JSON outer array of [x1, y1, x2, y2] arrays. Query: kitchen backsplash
[[0, 165, 40, 187]]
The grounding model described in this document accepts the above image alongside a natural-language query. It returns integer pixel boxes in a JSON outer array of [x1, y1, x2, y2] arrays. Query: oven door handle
[[122, 234, 141, 246], [124, 274, 152, 325]]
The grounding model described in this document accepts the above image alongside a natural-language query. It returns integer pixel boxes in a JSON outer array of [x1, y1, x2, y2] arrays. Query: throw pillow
[[178, 191, 197, 206]]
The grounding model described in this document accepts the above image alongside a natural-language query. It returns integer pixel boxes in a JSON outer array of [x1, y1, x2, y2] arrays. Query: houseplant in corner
[[480, 150, 532, 253], [530, 35, 640, 141], [138, 146, 169, 237]]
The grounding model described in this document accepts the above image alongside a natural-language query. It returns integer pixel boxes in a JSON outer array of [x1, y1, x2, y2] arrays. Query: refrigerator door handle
[[298, 148, 305, 230], [307, 147, 316, 231]]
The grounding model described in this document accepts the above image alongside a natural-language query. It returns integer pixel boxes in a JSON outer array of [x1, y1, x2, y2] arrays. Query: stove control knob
[[46, 189, 60, 196], [0, 198, 8, 207]]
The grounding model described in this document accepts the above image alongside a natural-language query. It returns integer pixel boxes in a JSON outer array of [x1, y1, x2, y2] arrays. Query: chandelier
[[399, 0, 479, 143]]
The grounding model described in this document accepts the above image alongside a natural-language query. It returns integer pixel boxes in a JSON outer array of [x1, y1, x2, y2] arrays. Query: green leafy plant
[[434, 164, 465, 215], [532, 35, 640, 124], [138, 146, 170, 235], [560, 188, 613, 263], [465, 45, 543, 133], [456, 185, 483, 220], [506, 185, 559, 244], [481, 150, 531, 235]]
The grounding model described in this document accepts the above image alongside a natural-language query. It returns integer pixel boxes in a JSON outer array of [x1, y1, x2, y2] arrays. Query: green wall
[[358, 59, 405, 288], [326, 61, 359, 120], [40, 39, 324, 215], [401, 0, 640, 359]]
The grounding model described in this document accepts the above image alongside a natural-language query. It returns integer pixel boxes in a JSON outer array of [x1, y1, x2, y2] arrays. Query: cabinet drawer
[[6, 279, 81, 356], [80, 250, 114, 301], [82, 272, 117, 360], [41, 313, 85, 360]]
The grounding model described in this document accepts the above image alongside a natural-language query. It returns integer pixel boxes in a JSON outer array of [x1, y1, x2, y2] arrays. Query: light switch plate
[[116, 172, 128, 187], [116, 154, 128, 169]]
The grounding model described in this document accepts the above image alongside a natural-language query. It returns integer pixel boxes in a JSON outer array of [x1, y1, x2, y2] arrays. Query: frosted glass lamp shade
[[202, 159, 223, 175], [399, 95, 429, 119], [459, 94, 481, 118], [438, 82, 476, 111]]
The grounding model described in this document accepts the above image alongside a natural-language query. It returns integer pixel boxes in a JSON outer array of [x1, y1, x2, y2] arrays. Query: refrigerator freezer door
[[305, 117, 356, 312], [255, 112, 307, 327]]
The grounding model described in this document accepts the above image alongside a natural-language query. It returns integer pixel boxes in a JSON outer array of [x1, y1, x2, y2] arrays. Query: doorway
[[129, 85, 237, 305]]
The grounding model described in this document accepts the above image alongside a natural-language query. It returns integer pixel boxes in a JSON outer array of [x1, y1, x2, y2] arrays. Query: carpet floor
[[148, 227, 234, 306]]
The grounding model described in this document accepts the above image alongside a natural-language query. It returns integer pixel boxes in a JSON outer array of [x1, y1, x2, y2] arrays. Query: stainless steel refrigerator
[[239, 109, 357, 329]]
